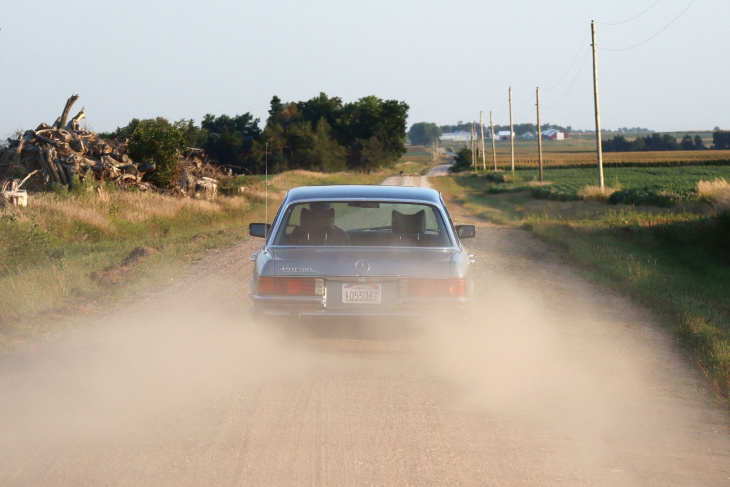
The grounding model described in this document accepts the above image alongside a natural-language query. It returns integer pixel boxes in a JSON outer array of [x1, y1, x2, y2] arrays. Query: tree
[[284, 121, 316, 169], [99, 118, 141, 140], [198, 112, 261, 172], [408, 122, 441, 146], [297, 93, 343, 130], [693, 135, 706, 150], [681, 135, 695, 150], [602, 133, 679, 152], [255, 123, 287, 173], [602, 135, 632, 152], [128, 117, 189, 187], [311, 119, 346, 172], [356, 136, 383, 174], [338, 96, 409, 171], [449, 147, 472, 173], [713, 130, 730, 150], [201, 113, 260, 138], [680, 134, 706, 150]]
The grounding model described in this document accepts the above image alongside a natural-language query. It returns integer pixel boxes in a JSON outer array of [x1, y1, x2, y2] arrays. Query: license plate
[[342, 283, 381, 304]]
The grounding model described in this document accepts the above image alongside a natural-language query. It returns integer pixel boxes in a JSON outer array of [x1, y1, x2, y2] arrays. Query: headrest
[[300, 206, 335, 228], [392, 209, 425, 234]]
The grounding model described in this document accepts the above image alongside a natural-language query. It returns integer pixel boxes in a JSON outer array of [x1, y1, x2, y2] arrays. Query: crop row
[[473, 150, 730, 169]]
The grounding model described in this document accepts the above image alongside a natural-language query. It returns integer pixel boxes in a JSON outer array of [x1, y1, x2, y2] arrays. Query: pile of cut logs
[[0, 95, 222, 201]]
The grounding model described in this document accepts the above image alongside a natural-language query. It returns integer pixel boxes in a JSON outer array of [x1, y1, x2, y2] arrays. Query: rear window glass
[[272, 201, 451, 247]]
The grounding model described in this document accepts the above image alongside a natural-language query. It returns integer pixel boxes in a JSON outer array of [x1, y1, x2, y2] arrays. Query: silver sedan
[[249, 185, 475, 319]]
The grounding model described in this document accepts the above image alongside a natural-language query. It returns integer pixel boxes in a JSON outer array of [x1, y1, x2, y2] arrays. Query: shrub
[[128, 118, 189, 188], [608, 188, 678, 207], [449, 148, 473, 173], [579, 185, 617, 202], [531, 185, 582, 202], [486, 171, 505, 183]]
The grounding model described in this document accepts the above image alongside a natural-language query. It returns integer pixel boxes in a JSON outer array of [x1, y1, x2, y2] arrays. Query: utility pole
[[509, 87, 515, 174], [480, 111, 486, 171], [490, 111, 497, 171], [471, 122, 476, 171], [591, 20, 605, 189], [536, 87, 544, 184]]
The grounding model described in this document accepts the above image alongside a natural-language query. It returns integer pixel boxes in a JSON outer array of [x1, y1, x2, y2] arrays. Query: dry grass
[[33, 194, 114, 231], [697, 178, 730, 214], [697, 177, 730, 197], [579, 186, 617, 202]]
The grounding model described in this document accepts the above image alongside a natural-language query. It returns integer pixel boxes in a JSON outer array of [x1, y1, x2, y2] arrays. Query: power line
[[598, 0, 697, 52], [544, 50, 591, 109], [542, 31, 590, 91], [595, 0, 662, 26]]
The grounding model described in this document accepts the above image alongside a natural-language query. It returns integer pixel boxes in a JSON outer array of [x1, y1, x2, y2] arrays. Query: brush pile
[[0, 95, 222, 199]]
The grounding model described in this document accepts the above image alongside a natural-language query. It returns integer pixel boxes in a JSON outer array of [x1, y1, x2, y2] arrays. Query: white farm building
[[440, 131, 472, 142]]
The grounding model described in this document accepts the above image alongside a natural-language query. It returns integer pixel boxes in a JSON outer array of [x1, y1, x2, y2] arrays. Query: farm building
[[542, 129, 567, 140], [496, 130, 513, 141], [440, 131, 471, 142]]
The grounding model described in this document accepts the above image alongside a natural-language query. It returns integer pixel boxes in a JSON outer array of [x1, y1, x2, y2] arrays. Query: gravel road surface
[[1, 175, 729, 486]]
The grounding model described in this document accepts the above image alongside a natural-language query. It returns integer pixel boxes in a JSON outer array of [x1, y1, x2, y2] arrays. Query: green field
[[506, 165, 730, 203]]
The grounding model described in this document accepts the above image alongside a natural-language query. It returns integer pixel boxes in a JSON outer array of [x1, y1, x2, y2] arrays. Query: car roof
[[284, 185, 443, 205]]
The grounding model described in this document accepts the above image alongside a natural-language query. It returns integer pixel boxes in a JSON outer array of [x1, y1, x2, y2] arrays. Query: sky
[[1, 0, 726, 140]]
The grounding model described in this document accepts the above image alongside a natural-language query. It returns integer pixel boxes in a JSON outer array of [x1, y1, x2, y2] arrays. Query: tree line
[[600, 132, 729, 152], [100, 93, 409, 177]]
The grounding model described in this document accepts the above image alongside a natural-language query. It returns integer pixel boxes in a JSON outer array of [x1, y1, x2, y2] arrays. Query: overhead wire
[[595, 0, 662, 26], [598, 0, 696, 52], [542, 31, 590, 92], [543, 50, 591, 110]]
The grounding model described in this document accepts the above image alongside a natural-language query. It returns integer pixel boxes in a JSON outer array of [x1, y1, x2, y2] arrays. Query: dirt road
[[1, 176, 729, 486]]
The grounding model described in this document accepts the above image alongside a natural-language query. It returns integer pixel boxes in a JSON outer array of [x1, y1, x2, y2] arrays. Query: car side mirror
[[249, 223, 271, 238], [456, 225, 476, 239]]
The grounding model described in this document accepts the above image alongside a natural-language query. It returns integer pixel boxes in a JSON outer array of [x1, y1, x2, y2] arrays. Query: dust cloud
[[413, 270, 730, 483], [1, 231, 729, 485], [0, 277, 315, 457]]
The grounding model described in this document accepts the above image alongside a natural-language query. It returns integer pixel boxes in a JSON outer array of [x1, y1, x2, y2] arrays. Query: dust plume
[[414, 273, 730, 483], [0, 277, 313, 455]]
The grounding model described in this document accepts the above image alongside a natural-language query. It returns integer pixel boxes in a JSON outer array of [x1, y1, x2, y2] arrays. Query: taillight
[[257, 277, 324, 296], [401, 278, 466, 297]]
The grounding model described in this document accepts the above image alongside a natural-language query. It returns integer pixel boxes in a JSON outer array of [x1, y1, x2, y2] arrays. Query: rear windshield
[[272, 201, 452, 247]]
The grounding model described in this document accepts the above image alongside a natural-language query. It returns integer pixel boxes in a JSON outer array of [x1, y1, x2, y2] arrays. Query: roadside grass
[[0, 169, 394, 352], [432, 174, 730, 405], [0, 189, 259, 347]]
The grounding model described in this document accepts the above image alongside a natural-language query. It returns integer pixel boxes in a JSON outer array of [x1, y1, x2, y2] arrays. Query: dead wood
[[65, 108, 86, 131], [58, 94, 79, 128], [0, 95, 226, 197]]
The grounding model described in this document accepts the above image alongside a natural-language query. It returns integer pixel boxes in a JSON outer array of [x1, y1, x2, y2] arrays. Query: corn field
[[481, 149, 730, 170]]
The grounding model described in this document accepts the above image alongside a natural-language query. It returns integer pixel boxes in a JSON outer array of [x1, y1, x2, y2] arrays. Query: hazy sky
[[1, 0, 725, 139]]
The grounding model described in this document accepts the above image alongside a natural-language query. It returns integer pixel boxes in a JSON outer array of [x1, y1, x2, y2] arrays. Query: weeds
[[580, 185, 617, 202]]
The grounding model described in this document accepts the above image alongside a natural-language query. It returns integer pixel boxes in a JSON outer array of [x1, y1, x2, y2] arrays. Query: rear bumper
[[250, 294, 471, 319]]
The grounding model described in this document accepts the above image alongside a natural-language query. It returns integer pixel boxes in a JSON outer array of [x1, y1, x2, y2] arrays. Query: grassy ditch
[[0, 169, 388, 351], [433, 174, 730, 405]]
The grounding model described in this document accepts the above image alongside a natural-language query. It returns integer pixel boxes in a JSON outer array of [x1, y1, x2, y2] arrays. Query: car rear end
[[248, 185, 475, 322]]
